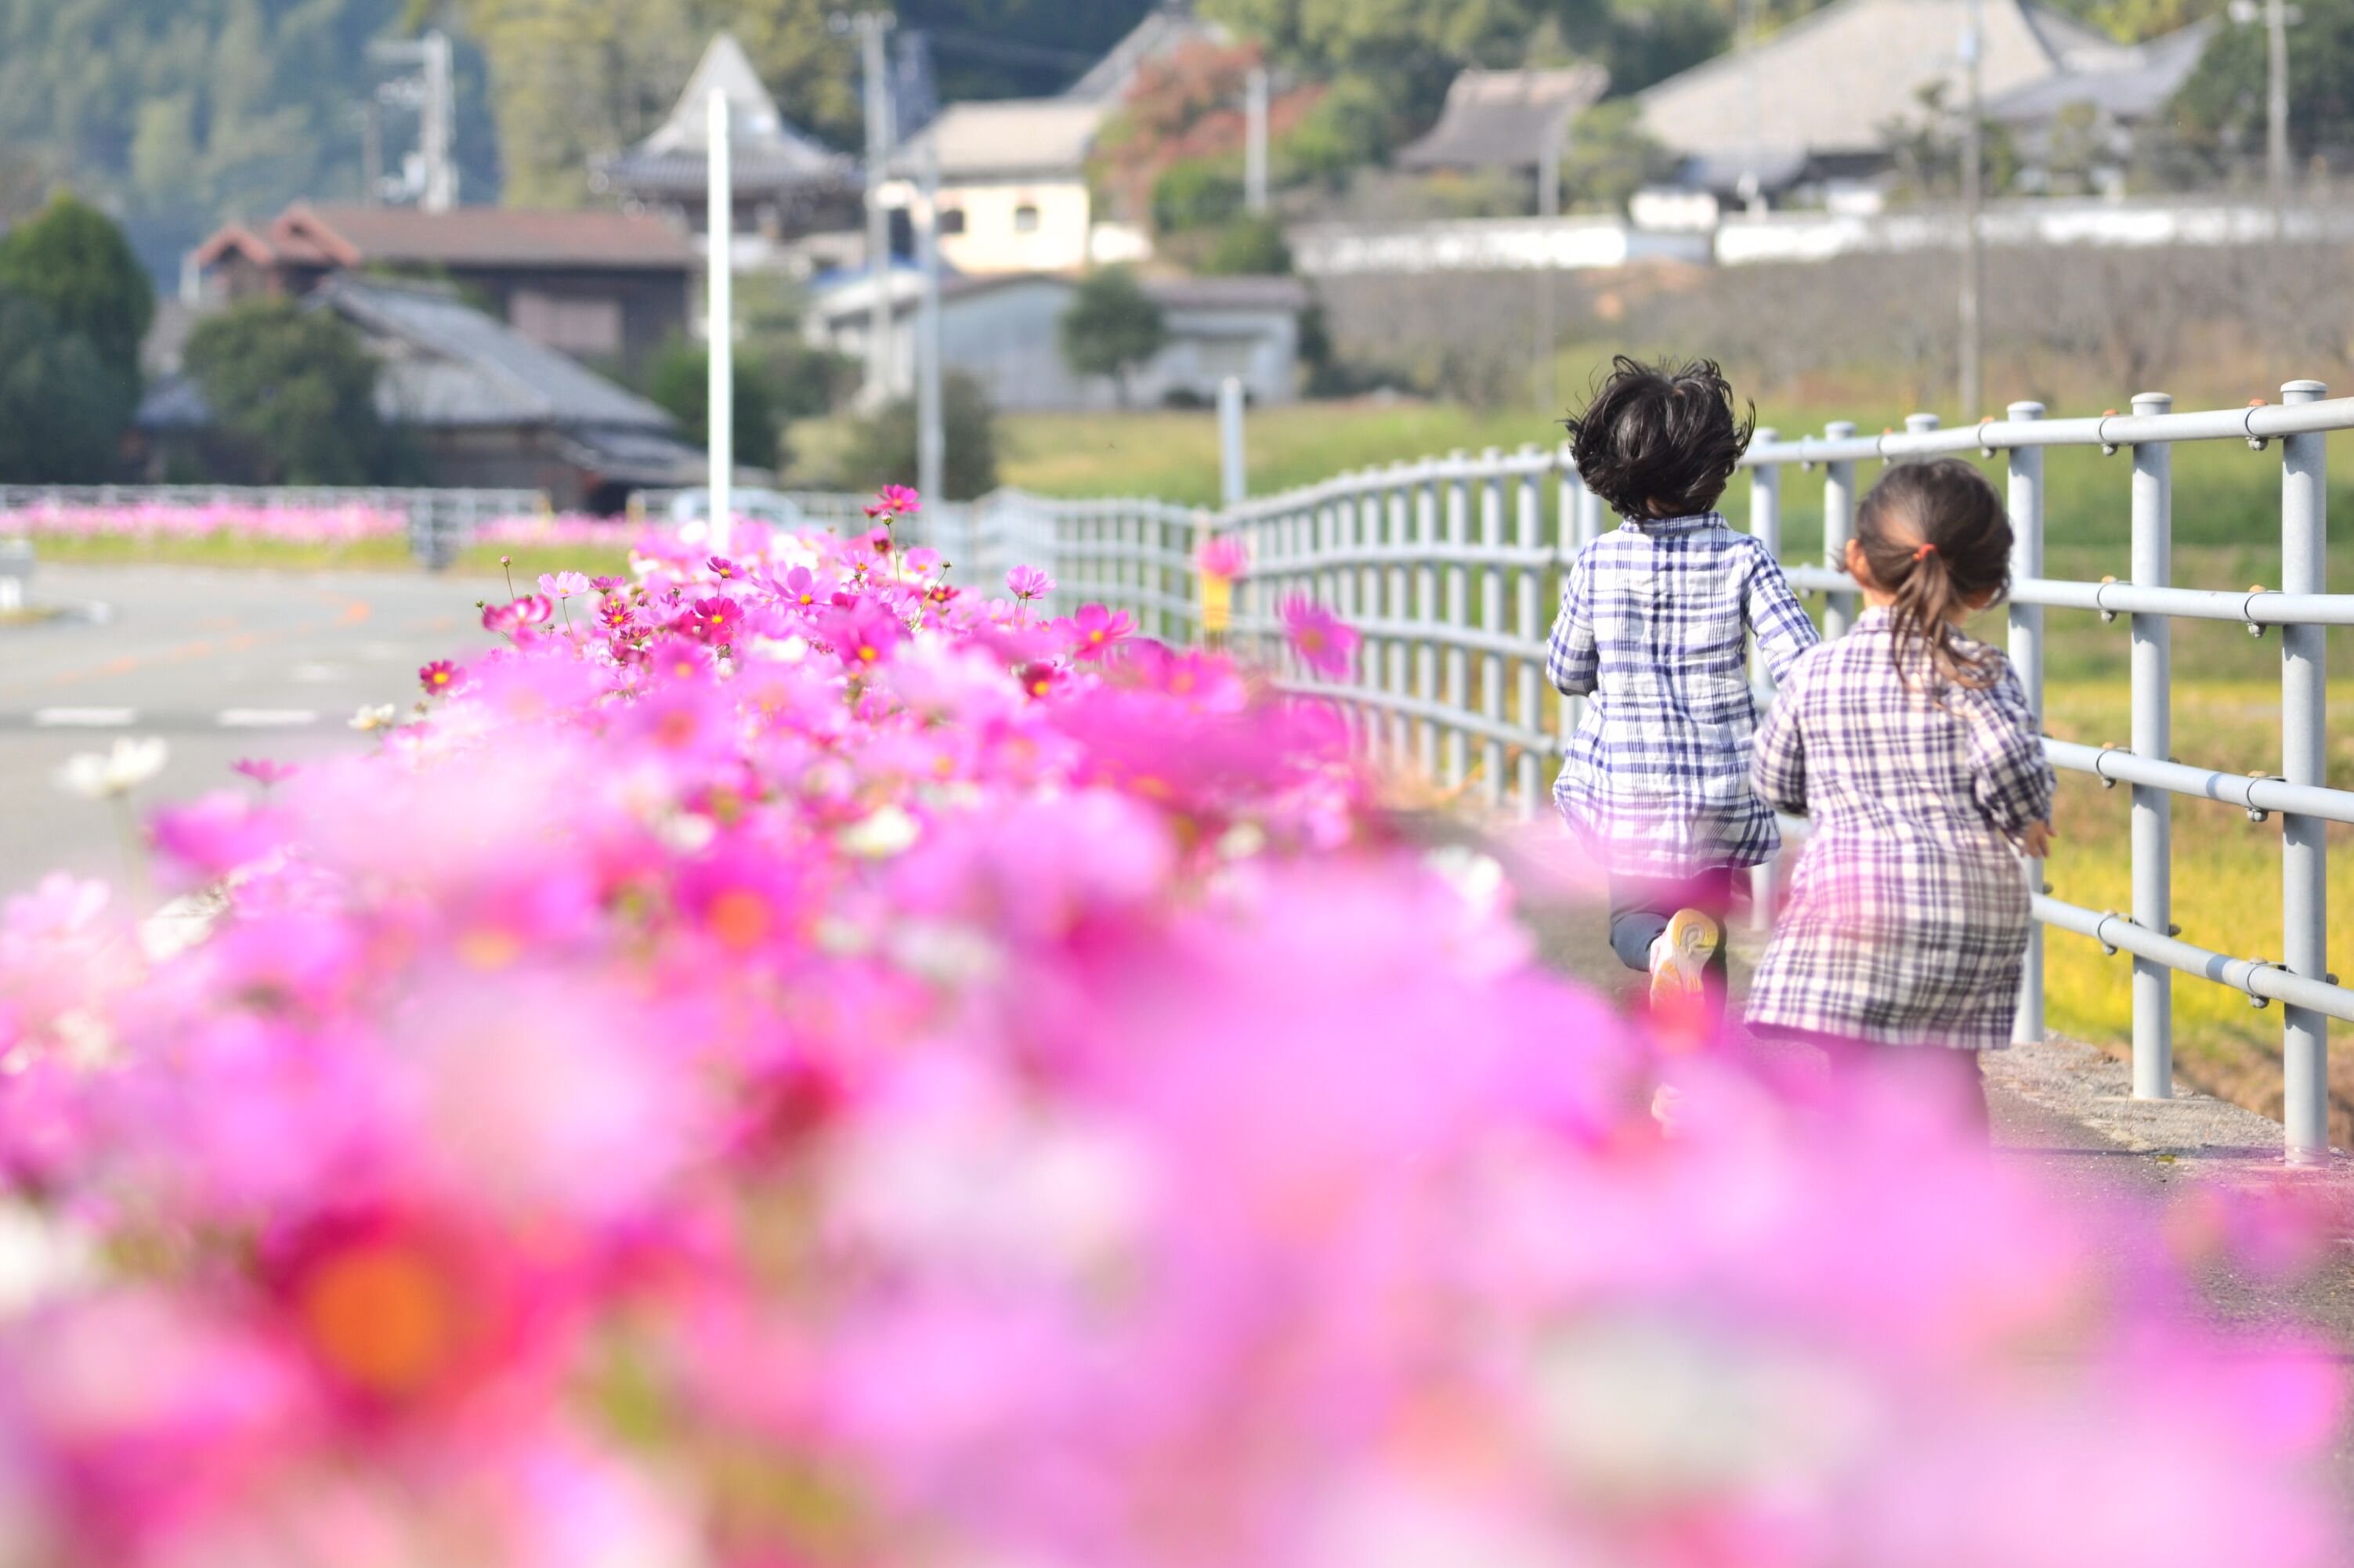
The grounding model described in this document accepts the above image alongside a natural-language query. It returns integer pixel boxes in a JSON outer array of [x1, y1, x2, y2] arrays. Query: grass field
[[16, 533, 635, 581]]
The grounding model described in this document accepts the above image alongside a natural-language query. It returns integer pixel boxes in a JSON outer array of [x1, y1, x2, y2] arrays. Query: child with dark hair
[[1745, 457, 2057, 1127], [1548, 356, 1818, 1024]]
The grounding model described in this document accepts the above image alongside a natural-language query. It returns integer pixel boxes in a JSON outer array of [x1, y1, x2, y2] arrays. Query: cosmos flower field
[[0, 497, 2345, 1565]]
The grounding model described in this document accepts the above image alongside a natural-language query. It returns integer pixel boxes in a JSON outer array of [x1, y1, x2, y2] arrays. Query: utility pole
[[2229, 0, 2301, 240], [1244, 64, 1270, 215], [366, 28, 457, 211], [1958, 0, 1984, 420], [835, 12, 899, 406], [707, 88, 734, 558], [1535, 117, 1561, 413], [362, 96, 384, 205], [917, 139, 946, 508]]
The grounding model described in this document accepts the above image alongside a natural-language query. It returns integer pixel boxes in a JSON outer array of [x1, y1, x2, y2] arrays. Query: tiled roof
[[266, 204, 699, 271], [1987, 18, 2216, 125], [1397, 67, 1611, 172], [593, 31, 855, 198], [1637, 0, 2142, 162], [891, 99, 1107, 181], [1061, 5, 1234, 103]]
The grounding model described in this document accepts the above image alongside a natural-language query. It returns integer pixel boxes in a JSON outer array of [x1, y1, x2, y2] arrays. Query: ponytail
[[1853, 459, 2013, 699]]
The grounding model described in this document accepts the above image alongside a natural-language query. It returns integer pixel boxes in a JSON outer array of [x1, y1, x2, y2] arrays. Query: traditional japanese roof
[[194, 204, 698, 275], [1397, 66, 1611, 173], [592, 32, 855, 201], [1636, 0, 2148, 164], [1984, 17, 2216, 125], [891, 99, 1108, 182], [1061, 3, 1235, 103]]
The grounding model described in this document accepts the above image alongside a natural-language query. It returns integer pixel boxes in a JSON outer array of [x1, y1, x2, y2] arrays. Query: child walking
[[1744, 457, 2057, 1125], [1548, 357, 1819, 1020]]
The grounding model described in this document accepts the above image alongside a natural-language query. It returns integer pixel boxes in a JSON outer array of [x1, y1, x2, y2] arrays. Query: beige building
[[889, 99, 1139, 275]]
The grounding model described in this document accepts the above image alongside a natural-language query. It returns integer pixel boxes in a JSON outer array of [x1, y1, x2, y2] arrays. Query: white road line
[[216, 709, 318, 728], [34, 707, 136, 727]]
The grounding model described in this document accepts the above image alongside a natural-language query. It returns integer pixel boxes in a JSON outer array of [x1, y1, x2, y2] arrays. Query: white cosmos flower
[[349, 703, 400, 732], [837, 803, 921, 858], [54, 736, 168, 799]]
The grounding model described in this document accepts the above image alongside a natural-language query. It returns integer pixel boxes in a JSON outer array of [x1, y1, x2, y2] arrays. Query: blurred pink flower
[[1196, 535, 1248, 580], [865, 485, 923, 519], [1281, 595, 1361, 680], [1006, 565, 1054, 602], [1066, 603, 1134, 662]]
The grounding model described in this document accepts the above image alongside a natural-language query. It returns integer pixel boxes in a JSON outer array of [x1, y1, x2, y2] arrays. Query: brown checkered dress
[[1743, 610, 2056, 1052]]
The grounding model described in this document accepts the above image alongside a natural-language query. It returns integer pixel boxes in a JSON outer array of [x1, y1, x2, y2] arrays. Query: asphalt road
[[0, 565, 503, 895]]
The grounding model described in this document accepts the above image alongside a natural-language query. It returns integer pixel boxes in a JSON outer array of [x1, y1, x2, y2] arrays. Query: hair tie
[[1912, 541, 1937, 562]]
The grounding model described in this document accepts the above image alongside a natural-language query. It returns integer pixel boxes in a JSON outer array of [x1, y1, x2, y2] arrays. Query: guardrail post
[[1556, 450, 1584, 770], [1386, 468, 1412, 761], [2281, 378, 2330, 1158], [1416, 474, 1441, 782], [1515, 446, 1544, 818], [2131, 390, 2174, 1100], [1822, 420, 1859, 638], [2007, 401, 2047, 1045], [1748, 433, 1783, 936], [1478, 452, 1506, 811], [1444, 453, 1471, 791]]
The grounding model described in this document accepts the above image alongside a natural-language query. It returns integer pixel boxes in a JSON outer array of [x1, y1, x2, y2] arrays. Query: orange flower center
[[297, 1241, 455, 1399], [708, 889, 773, 950]]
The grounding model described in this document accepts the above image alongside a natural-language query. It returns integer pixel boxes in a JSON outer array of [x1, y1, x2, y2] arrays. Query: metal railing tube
[[1748, 434, 1784, 936], [1443, 455, 1471, 789], [2280, 379, 2330, 1160], [1513, 448, 1545, 818], [1478, 453, 1508, 810], [2007, 401, 2047, 1044], [1821, 421, 1860, 638], [2130, 391, 2175, 1100]]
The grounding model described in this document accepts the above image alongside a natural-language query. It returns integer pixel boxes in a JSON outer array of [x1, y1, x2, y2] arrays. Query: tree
[[647, 338, 783, 472], [0, 191, 154, 381], [2174, 2, 2354, 168], [1201, 214, 1295, 275], [182, 298, 396, 485], [1558, 99, 1674, 214], [839, 371, 1000, 502], [1059, 267, 1170, 406], [0, 293, 132, 482]]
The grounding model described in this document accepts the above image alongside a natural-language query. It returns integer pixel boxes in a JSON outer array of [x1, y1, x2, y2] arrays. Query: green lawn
[[16, 532, 635, 581]]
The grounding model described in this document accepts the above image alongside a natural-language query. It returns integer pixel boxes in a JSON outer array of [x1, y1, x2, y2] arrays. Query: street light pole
[[917, 139, 946, 508], [707, 88, 733, 558], [2268, 0, 2291, 233], [1245, 65, 1270, 215], [836, 12, 899, 407], [1958, 0, 1984, 420]]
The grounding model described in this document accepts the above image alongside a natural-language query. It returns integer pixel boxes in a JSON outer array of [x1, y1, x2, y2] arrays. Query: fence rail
[[990, 387, 2354, 1164]]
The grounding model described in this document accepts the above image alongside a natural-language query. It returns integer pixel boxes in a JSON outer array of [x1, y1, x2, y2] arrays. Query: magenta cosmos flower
[[864, 484, 923, 519], [1006, 565, 1054, 602], [1067, 603, 1134, 661], [1196, 535, 1249, 581], [418, 659, 461, 695], [1280, 595, 1360, 680]]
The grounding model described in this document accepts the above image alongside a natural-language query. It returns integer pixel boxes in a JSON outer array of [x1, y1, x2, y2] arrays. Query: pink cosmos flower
[[865, 484, 923, 519], [1065, 603, 1134, 662], [1280, 594, 1361, 680], [689, 597, 743, 642], [418, 659, 461, 695], [231, 758, 299, 787], [483, 595, 555, 636], [706, 556, 739, 580], [1196, 535, 1249, 580], [590, 575, 627, 594], [537, 571, 592, 599], [1006, 565, 1054, 602]]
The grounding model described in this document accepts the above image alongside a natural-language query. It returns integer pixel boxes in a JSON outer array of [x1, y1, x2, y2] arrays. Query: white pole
[[2267, 0, 2291, 237], [707, 87, 733, 558], [1218, 377, 1247, 506], [860, 14, 898, 406], [423, 30, 456, 211], [917, 139, 946, 506], [1958, 0, 1983, 419]]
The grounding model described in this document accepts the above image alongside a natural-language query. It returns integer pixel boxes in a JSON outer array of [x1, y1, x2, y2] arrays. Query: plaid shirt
[[1744, 610, 2056, 1050], [1548, 512, 1818, 879]]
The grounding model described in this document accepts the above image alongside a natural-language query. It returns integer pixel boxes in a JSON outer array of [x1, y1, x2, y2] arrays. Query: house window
[[511, 291, 624, 357], [1013, 203, 1041, 233], [938, 207, 968, 236]]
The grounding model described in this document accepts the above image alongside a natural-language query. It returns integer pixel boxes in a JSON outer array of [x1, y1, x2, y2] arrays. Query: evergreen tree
[[646, 337, 785, 472], [1059, 266, 1169, 406], [182, 298, 396, 484], [0, 293, 131, 482], [0, 190, 154, 379]]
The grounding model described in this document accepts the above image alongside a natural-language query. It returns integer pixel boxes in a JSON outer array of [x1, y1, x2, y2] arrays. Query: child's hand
[[2019, 820, 2057, 859]]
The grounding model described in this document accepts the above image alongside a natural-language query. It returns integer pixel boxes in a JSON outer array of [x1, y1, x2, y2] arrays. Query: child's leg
[[1607, 869, 1736, 1019]]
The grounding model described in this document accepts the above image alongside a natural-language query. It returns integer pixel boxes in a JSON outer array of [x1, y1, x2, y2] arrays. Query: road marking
[[216, 709, 319, 728], [34, 707, 136, 727]]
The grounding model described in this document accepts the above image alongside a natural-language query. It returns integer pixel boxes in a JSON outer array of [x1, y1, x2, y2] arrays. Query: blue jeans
[[1607, 869, 1736, 1013]]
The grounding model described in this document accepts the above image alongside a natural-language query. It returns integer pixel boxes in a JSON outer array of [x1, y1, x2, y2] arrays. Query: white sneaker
[[1647, 908, 1721, 1018]]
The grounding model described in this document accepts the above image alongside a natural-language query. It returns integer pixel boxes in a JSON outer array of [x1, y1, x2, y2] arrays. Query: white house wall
[[936, 181, 1094, 276]]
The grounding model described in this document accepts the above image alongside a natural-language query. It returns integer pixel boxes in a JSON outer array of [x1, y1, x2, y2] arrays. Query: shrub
[[181, 298, 397, 486], [839, 370, 1000, 500]]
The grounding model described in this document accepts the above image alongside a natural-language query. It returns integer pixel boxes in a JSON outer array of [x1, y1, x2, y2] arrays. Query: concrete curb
[[1985, 1034, 2349, 1168]]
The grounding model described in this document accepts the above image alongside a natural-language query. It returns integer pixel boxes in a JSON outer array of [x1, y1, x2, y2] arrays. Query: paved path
[[0, 566, 501, 894]]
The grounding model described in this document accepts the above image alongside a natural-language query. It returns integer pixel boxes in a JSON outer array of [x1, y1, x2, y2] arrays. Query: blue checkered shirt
[[1547, 511, 1818, 878]]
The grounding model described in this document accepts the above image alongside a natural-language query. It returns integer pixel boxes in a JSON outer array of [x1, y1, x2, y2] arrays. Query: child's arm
[[1741, 543, 1821, 685], [1749, 659, 1808, 815], [1545, 555, 1598, 697], [1968, 661, 2058, 848]]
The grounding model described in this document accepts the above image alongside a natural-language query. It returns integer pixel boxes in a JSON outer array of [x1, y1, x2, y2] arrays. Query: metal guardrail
[[1121, 387, 2354, 1163]]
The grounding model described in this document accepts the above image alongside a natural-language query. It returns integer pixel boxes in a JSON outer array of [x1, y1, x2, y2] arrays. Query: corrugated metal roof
[[891, 99, 1106, 181], [1398, 67, 1611, 172]]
